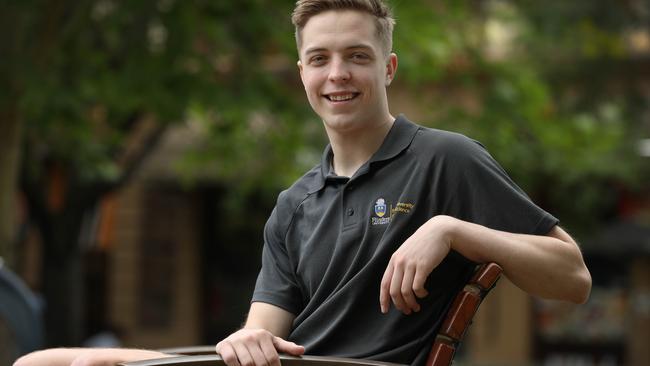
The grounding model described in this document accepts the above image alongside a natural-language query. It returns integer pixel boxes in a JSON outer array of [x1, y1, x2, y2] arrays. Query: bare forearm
[[13, 348, 175, 366], [435, 215, 592, 303], [13, 348, 79, 366], [243, 302, 295, 338]]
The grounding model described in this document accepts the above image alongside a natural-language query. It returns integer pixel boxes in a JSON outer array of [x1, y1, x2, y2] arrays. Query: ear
[[297, 59, 305, 83], [385, 53, 398, 86]]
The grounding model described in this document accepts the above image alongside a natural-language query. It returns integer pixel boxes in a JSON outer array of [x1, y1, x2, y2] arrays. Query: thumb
[[273, 336, 305, 355]]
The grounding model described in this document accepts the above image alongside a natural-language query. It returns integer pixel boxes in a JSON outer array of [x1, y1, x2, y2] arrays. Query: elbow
[[564, 241, 592, 304], [13, 351, 44, 366], [13, 348, 62, 366], [568, 267, 592, 304], [13, 354, 31, 366]]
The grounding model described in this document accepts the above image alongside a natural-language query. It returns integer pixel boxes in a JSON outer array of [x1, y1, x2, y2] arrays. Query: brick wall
[[108, 182, 200, 348]]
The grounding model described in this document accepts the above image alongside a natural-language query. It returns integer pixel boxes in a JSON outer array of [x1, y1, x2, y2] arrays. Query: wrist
[[426, 215, 460, 250]]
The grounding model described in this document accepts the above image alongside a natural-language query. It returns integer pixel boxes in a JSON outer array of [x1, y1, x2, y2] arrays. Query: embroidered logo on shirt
[[393, 202, 415, 214], [371, 198, 414, 225], [374, 198, 387, 217]]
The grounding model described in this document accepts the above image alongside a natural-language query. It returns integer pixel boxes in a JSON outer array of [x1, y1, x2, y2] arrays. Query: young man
[[15, 1, 591, 366]]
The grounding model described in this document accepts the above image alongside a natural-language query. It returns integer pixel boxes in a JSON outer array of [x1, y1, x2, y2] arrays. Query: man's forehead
[[302, 9, 376, 34]]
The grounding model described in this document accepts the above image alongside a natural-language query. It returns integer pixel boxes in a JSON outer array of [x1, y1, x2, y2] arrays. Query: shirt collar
[[366, 114, 420, 165], [308, 114, 420, 194]]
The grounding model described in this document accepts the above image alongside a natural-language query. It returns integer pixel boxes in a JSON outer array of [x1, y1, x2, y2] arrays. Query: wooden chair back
[[425, 262, 502, 366]]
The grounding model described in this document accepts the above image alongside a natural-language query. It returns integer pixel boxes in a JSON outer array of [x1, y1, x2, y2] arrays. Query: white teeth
[[329, 94, 355, 101]]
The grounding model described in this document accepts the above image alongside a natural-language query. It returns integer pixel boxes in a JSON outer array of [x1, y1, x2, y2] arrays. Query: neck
[[326, 115, 395, 177]]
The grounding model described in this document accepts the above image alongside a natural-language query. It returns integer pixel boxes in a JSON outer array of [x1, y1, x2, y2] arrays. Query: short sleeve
[[252, 205, 303, 315], [437, 135, 558, 235]]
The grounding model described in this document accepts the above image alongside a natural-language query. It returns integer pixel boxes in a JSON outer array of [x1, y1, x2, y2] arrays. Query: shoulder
[[276, 164, 321, 210], [409, 126, 491, 166], [269, 164, 322, 234]]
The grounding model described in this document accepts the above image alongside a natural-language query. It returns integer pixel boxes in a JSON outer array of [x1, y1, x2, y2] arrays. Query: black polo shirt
[[252, 115, 558, 365]]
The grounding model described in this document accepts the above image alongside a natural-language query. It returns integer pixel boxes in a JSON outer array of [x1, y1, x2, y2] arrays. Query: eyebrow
[[303, 43, 375, 56]]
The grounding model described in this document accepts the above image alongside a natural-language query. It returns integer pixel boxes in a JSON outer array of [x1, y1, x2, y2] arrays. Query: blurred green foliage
[[2, 0, 647, 236], [393, 1, 647, 234], [2, 0, 316, 186]]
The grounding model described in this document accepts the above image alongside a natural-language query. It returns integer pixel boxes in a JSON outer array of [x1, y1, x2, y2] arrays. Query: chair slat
[[470, 262, 502, 290], [425, 342, 455, 366], [438, 291, 481, 340], [427, 262, 503, 366]]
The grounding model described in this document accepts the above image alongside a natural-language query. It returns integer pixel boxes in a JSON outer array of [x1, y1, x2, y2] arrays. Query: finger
[[247, 343, 269, 366], [273, 337, 305, 356], [232, 342, 255, 366], [401, 264, 420, 313], [390, 261, 409, 314], [413, 267, 430, 299], [380, 261, 394, 313], [260, 338, 281, 366], [217, 342, 242, 366]]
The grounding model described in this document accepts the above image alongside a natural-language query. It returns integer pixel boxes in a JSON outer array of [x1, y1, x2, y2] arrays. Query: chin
[[322, 115, 363, 132]]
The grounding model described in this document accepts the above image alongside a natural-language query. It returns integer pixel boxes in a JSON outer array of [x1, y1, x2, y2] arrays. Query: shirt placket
[[341, 181, 358, 229]]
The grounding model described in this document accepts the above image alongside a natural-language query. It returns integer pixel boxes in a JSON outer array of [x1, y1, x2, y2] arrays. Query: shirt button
[[346, 208, 354, 216]]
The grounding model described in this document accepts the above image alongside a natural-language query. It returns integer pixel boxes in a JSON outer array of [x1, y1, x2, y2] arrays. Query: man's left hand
[[379, 215, 454, 315]]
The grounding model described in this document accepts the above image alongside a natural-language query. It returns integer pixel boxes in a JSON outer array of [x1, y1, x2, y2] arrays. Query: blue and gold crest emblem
[[374, 198, 387, 218]]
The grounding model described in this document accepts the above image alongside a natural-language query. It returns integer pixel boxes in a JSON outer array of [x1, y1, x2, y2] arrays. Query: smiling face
[[297, 10, 397, 134]]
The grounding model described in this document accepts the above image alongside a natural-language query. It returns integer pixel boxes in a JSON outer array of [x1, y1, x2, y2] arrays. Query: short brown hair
[[292, 0, 395, 58]]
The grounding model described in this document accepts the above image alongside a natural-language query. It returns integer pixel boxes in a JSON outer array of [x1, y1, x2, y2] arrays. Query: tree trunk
[[0, 102, 22, 268], [41, 222, 85, 346], [30, 166, 91, 347]]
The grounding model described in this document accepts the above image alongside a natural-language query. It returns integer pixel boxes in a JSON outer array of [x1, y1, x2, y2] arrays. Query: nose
[[328, 57, 350, 82]]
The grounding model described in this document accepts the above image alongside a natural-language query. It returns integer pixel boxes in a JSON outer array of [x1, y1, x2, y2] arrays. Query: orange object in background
[[97, 194, 117, 251]]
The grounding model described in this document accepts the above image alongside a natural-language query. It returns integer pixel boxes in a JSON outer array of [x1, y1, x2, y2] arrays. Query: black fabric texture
[[252, 115, 558, 365]]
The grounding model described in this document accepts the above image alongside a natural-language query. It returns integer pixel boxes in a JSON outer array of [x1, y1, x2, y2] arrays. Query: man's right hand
[[216, 328, 304, 366]]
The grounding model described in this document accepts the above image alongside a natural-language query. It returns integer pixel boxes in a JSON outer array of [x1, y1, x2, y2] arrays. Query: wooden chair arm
[[157, 346, 214, 356], [119, 355, 403, 366]]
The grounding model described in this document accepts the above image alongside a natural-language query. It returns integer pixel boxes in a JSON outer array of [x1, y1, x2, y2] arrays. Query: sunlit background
[[1, 1, 648, 365]]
